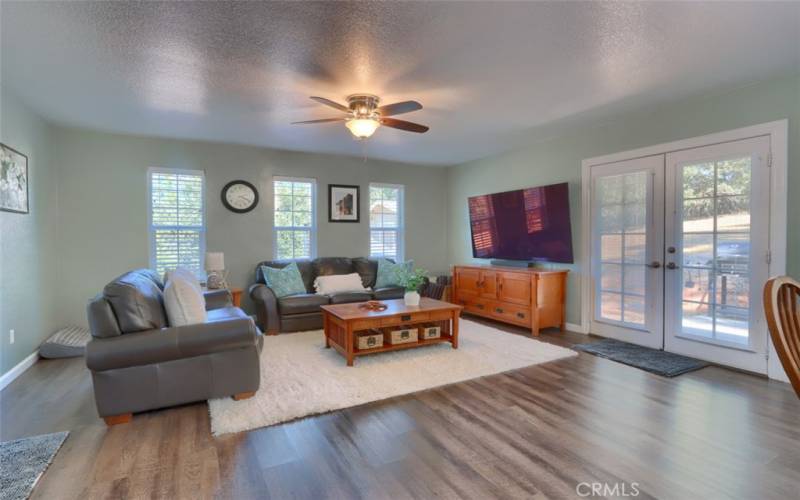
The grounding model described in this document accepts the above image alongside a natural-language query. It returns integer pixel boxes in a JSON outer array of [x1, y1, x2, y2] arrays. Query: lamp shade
[[205, 252, 225, 271]]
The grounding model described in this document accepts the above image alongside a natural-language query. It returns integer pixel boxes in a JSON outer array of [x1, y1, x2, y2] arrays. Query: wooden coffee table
[[321, 298, 463, 366]]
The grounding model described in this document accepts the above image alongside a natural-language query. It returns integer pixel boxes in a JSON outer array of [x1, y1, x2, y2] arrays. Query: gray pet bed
[[38, 326, 91, 358]]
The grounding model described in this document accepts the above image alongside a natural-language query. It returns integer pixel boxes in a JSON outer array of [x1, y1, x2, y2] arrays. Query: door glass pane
[[601, 263, 622, 291], [595, 171, 648, 326], [682, 268, 712, 303], [624, 265, 646, 296], [624, 295, 645, 324], [601, 292, 622, 321], [678, 156, 752, 345], [682, 301, 713, 338]]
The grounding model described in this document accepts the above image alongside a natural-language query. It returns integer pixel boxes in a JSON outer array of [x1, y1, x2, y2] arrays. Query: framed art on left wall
[[0, 143, 28, 214]]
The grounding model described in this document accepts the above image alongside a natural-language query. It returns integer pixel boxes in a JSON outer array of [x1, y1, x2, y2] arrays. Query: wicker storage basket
[[383, 327, 418, 345], [357, 329, 384, 350], [419, 324, 441, 340]]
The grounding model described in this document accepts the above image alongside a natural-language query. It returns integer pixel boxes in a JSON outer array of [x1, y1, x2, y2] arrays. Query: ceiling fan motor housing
[[347, 94, 380, 117]]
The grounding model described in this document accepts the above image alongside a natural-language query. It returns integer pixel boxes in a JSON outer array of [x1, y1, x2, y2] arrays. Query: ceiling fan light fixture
[[346, 117, 380, 139]]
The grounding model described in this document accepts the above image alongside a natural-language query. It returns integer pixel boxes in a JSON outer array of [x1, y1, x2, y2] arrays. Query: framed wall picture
[[0, 143, 29, 214], [328, 184, 360, 222]]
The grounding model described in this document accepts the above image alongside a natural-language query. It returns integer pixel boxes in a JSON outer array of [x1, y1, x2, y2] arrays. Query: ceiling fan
[[292, 94, 429, 139]]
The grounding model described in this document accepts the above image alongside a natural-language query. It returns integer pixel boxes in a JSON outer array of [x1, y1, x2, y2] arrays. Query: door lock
[[666, 262, 679, 270], [645, 261, 661, 269]]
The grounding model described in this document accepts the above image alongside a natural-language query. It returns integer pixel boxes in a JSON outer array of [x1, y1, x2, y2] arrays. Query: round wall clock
[[221, 180, 259, 213]]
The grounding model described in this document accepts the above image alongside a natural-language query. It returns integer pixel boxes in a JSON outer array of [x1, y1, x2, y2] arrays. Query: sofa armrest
[[86, 317, 258, 372], [249, 283, 279, 335], [204, 289, 232, 310]]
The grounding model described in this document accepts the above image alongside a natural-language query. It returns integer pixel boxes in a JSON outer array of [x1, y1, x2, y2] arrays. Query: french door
[[589, 136, 772, 373], [590, 155, 664, 348]]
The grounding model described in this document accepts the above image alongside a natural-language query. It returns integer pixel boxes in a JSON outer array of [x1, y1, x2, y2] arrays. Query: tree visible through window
[[148, 168, 205, 276], [370, 184, 404, 261], [274, 177, 316, 260]]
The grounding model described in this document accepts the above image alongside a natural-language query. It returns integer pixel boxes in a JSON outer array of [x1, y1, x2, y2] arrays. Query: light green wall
[[51, 127, 450, 327], [447, 74, 800, 326], [0, 86, 60, 375]]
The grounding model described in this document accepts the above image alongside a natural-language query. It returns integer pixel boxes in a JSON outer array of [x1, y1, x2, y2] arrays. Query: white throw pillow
[[164, 272, 208, 326], [314, 273, 368, 295], [163, 267, 202, 293]]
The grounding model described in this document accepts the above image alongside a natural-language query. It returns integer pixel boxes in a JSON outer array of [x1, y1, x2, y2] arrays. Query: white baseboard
[[564, 322, 585, 334], [0, 351, 39, 392]]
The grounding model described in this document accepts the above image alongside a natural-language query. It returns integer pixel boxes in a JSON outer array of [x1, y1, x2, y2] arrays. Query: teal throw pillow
[[375, 259, 413, 289], [261, 263, 306, 298]]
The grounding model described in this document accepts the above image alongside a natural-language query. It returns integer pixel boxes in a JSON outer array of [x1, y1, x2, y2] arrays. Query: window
[[148, 168, 205, 276], [274, 177, 316, 260], [369, 183, 404, 261]]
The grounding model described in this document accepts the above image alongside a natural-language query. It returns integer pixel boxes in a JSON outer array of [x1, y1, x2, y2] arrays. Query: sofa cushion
[[278, 294, 330, 315], [352, 258, 378, 288], [103, 270, 167, 333], [262, 262, 307, 298], [314, 257, 354, 277], [164, 272, 208, 327], [373, 286, 406, 300], [329, 291, 373, 304], [207, 306, 250, 323], [375, 259, 413, 288]]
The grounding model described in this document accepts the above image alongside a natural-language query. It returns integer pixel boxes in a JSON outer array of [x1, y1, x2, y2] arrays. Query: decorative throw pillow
[[164, 267, 202, 293], [261, 263, 307, 298], [164, 272, 208, 327], [314, 273, 368, 295], [375, 259, 413, 288]]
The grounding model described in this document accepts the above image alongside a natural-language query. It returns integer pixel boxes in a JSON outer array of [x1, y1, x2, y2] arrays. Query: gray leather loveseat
[[249, 257, 406, 334], [86, 269, 263, 425]]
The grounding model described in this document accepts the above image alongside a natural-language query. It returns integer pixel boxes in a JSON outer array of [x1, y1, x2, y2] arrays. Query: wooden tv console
[[452, 265, 568, 336]]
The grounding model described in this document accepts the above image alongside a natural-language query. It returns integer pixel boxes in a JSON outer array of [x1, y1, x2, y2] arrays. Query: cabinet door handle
[[477, 304, 485, 310], [401, 314, 411, 321], [516, 312, 525, 319], [499, 282, 504, 291], [495, 308, 504, 313]]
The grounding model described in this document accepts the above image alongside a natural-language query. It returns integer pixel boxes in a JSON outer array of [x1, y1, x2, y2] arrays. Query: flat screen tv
[[468, 182, 573, 263]]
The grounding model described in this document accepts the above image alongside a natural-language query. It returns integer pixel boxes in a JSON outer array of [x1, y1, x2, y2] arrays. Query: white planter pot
[[404, 291, 421, 306]]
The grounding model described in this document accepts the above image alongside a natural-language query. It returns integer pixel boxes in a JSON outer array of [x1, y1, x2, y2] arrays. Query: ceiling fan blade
[[291, 118, 345, 125], [309, 96, 350, 113], [376, 100, 423, 116], [380, 117, 429, 133]]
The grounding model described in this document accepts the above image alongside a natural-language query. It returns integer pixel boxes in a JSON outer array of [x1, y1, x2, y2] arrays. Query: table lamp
[[205, 252, 228, 289]]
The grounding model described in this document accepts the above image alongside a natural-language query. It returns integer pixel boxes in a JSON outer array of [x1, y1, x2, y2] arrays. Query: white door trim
[[580, 120, 788, 379]]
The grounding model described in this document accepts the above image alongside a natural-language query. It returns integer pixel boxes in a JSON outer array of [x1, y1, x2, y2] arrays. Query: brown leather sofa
[[85, 269, 263, 425], [249, 257, 406, 334]]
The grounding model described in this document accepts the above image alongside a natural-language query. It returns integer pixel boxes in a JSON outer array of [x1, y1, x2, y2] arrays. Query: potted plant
[[396, 267, 428, 306]]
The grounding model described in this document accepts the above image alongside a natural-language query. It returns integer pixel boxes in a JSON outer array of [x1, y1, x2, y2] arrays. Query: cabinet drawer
[[351, 319, 378, 331], [465, 300, 490, 315], [428, 310, 454, 321], [380, 312, 429, 326], [490, 303, 530, 326]]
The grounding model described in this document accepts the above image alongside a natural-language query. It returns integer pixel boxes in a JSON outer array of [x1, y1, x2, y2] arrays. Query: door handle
[[666, 262, 679, 270], [645, 261, 661, 269]]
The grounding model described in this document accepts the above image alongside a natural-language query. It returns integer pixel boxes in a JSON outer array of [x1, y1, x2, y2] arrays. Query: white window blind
[[369, 183, 404, 261], [274, 177, 316, 260], [148, 168, 205, 276]]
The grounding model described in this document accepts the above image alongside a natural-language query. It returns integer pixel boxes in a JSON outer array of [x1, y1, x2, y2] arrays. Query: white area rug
[[208, 319, 576, 436]]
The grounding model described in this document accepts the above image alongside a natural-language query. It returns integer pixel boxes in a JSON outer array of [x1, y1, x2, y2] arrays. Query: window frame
[[147, 166, 207, 276], [369, 182, 405, 261], [272, 176, 318, 261]]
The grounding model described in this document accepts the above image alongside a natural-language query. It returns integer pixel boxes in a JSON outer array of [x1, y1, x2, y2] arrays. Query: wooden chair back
[[763, 276, 800, 397]]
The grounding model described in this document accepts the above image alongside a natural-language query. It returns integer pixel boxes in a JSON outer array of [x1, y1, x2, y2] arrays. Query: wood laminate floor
[[1, 319, 798, 499]]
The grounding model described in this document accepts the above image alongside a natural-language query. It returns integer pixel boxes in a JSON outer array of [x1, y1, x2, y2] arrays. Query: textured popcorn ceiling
[[2, 1, 798, 165]]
